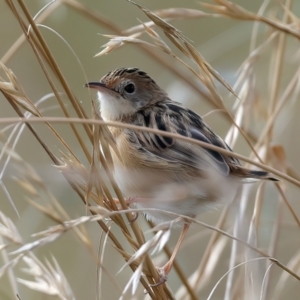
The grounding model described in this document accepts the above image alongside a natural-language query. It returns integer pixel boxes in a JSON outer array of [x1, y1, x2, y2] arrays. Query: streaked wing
[[132, 101, 240, 176]]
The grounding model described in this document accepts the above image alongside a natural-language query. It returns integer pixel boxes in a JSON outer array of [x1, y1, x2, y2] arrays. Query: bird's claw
[[129, 212, 139, 224], [112, 197, 139, 223], [150, 267, 168, 287]]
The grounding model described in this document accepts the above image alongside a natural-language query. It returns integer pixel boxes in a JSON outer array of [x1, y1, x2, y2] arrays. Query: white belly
[[113, 164, 239, 224]]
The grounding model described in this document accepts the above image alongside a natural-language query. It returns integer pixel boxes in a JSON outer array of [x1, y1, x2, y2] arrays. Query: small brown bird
[[85, 67, 277, 283]]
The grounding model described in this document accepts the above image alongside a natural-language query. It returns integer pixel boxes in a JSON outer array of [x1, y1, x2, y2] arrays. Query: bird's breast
[[110, 129, 173, 197], [107, 128, 240, 223]]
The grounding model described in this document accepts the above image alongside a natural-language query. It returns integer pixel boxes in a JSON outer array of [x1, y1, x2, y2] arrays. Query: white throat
[[97, 91, 136, 121]]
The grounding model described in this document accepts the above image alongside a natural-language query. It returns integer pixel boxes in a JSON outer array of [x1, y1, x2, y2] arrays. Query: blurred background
[[1, 0, 300, 299]]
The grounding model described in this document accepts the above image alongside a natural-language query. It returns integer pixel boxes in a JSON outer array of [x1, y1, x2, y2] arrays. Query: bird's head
[[85, 67, 168, 121]]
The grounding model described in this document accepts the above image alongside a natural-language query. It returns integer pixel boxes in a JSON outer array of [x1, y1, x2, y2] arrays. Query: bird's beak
[[85, 81, 119, 97], [85, 82, 107, 90]]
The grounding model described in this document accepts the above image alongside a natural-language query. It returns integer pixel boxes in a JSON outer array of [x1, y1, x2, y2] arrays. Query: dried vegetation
[[1, 0, 300, 299]]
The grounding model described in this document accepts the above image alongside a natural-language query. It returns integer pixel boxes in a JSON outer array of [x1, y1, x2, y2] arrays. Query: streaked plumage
[[86, 67, 276, 216], [86, 67, 277, 281]]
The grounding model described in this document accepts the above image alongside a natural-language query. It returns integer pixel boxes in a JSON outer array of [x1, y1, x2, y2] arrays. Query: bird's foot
[[112, 197, 139, 223], [151, 260, 174, 287], [150, 266, 168, 287]]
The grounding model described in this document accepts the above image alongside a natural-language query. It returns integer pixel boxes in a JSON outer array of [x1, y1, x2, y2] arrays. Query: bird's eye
[[124, 83, 135, 93]]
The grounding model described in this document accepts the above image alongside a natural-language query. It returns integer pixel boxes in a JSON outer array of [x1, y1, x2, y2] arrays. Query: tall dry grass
[[1, 0, 300, 299]]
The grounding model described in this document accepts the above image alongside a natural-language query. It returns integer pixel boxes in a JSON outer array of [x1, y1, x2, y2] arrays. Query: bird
[[85, 67, 277, 283]]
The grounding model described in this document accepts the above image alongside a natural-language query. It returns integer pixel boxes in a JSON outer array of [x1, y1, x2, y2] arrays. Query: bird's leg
[[152, 221, 191, 286]]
